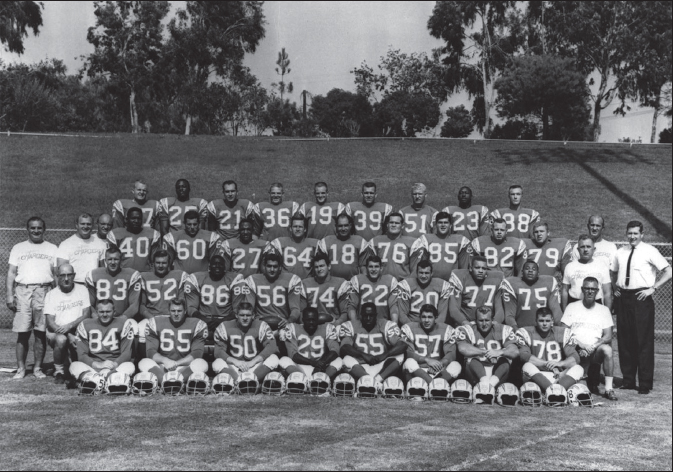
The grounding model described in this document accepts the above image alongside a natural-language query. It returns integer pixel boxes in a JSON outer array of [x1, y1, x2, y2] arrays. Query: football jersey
[[410, 234, 471, 281], [221, 238, 266, 277], [490, 208, 540, 239], [345, 201, 393, 241], [253, 201, 300, 241], [339, 318, 402, 357], [515, 326, 579, 367], [157, 197, 208, 233], [454, 322, 518, 363], [213, 318, 277, 361], [501, 275, 562, 328], [302, 275, 350, 323], [316, 235, 369, 280], [85, 267, 142, 318], [398, 205, 438, 238], [348, 274, 399, 321], [448, 269, 504, 324], [140, 270, 190, 318], [524, 238, 573, 280], [111, 198, 160, 229], [76, 316, 135, 365], [107, 227, 161, 272], [264, 237, 319, 279], [146, 316, 208, 361], [163, 230, 222, 274], [283, 322, 340, 359], [366, 235, 419, 280], [396, 277, 452, 325], [299, 201, 345, 240], [184, 271, 243, 323], [240, 272, 305, 320], [471, 236, 527, 278], [207, 198, 255, 240], [401, 321, 456, 365], [442, 204, 491, 240]]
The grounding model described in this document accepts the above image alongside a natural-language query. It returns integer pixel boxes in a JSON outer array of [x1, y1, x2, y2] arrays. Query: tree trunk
[[481, 7, 493, 138], [129, 89, 139, 134], [542, 108, 549, 140], [651, 96, 660, 144], [184, 115, 191, 135], [592, 99, 602, 142]]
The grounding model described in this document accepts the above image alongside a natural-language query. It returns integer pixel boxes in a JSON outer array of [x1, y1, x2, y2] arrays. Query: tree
[[440, 105, 473, 138], [0, 1, 43, 54], [375, 91, 440, 137], [310, 88, 374, 137], [272, 47, 293, 100], [265, 96, 299, 136], [495, 55, 591, 140], [490, 118, 540, 140]]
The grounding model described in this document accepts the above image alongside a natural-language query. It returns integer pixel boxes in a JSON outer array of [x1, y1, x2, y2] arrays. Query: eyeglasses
[[582, 287, 599, 292]]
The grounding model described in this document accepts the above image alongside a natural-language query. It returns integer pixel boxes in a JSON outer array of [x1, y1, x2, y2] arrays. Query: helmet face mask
[[568, 384, 594, 407], [162, 371, 185, 396], [286, 372, 309, 395], [79, 372, 106, 396], [262, 372, 286, 396], [333, 373, 355, 398], [104, 372, 132, 395], [406, 377, 428, 401], [382, 376, 405, 399], [545, 384, 568, 407], [237, 371, 260, 395], [186, 372, 210, 396], [451, 379, 473, 404], [355, 375, 378, 399], [132, 372, 159, 396], [211, 373, 235, 396], [429, 378, 451, 401], [473, 381, 495, 405], [520, 382, 543, 407], [309, 372, 331, 397], [496, 383, 520, 407]]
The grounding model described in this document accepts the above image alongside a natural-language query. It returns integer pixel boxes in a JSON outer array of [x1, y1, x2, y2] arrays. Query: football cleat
[[78, 372, 105, 396], [185, 372, 210, 396], [496, 383, 520, 407], [568, 383, 594, 407], [104, 372, 132, 395], [381, 376, 405, 399], [473, 381, 495, 405], [261, 372, 286, 396], [132, 372, 159, 396], [355, 375, 378, 399], [520, 382, 543, 407], [161, 371, 185, 396], [428, 378, 451, 401], [286, 372, 309, 395], [450, 379, 473, 404], [333, 373, 355, 398], [309, 372, 331, 397], [545, 384, 568, 407], [406, 377, 429, 401], [236, 371, 260, 395], [211, 373, 235, 396]]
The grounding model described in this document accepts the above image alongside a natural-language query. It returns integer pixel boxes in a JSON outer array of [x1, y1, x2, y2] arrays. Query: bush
[[659, 127, 672, 143]]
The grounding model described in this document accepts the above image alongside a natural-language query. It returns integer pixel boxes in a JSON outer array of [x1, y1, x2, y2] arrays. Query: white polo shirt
[[8, 240, 58, 284], [572, 238, 617, 270], [562, 259, 610, 300], [57, 234, 107, 283], [561, 301, 613, 346], [611, 242, 670, 290], [43, 284, 90, 326]]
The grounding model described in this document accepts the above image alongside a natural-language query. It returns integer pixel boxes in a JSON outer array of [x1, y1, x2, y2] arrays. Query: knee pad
[[69, 361, 93, 380], [137, 319, 149, 343], [330, 357, 344, 371], [116, 362, 136, 377], [566, 365, 584, 382], [189, 358, 208, 374], [263, 354, 279, 370], [138, 358, 159, 372], [342, 356, 359, 370], [522, 362, 540, 380], [403, 358, 420, 374], [446, 361, 462, 379], [279, 356, 295, 371], [212, 358, 228, 373]]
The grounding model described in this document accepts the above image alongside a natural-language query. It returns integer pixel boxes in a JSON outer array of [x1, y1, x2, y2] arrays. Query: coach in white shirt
[[57, 213, 107, 284], [572, 215, 617, 270], [611, 221, 672, 395], [562, 234, 612, 310]]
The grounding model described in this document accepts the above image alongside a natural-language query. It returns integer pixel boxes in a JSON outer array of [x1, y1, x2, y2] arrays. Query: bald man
[[572, 216, 617, 270], [399, 183, 438, 239]]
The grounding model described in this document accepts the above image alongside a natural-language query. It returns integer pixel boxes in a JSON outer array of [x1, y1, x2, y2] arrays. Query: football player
[[345, 181, 393, 241], [340, 303, 407, 386], [455, 306, 519, 388], [448, 256, 505, 325], [220, 218, 266, 277], [409, 211, 471, 281], [302, 253, 350, 325], [56, 213, 107, 284], [207, 180, 255, 241], [163, 210, 222, 274], [95, 213, 113, 242], [524, 221, 573, 281], [107, 207, 162, 272], [252, 183, 299, 241], [516, 307, 583, 392], [299, 182, 345, 240], [471, 218, 527, 277], [316, 213, 368, 279], [571, 215, 617, 270], [138, 298, 209, 385], [562, 235, 612, 310], [396, 260, 452, 324], [490, 185, 540, 239], [347, 256, 400, 323], [401, 304, 461, 386], [398, 183, 438, 238], [366, 212, 418, 280], [501, 260, 562, 329], [441, 186, 491, 240], [264, 213, 318, 279], [112, 179, 160, 229], [158, 179, 208, 234]]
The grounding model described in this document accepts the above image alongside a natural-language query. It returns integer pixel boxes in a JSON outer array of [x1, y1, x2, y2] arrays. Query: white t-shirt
[[8, 240, 58, 284], [572, 239, 617, 270], [561, 301, 613, 346], [43, 285, 90, 326], [57, 234, 107, 283], [562, 259, 610, 300]]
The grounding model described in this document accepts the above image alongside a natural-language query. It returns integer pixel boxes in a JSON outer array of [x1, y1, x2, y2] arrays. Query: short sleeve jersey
[[107, 227, 161, 272], [264, 237, 319, 280], [401, 322, 456, 365], [207, 199, 255, 240], [185, 271, 243, 322], [85, 267, 142, 317], [163, 229, 222, 274], [299, 202, 345, 240], [214, 319, 275, 361], [112, 199, 160, 229], [501, 275, 560, 328], [515, 326, 578, 367], [347, 274, 399, 321], [241, 272, 304, 320], [43, 284, 91, 326], [339, 318, 402, 356], [302, 275, 350, 323], [471, 236, 527, 278], [8, 240, 58, 284], [524, 238, 573, 279], [410, 234, 471, 281], [158, 197, 208, 233], [442, 204, 491, 240], [221, 238, 266, 277], [76, 316, 135, 365], [253, 201, 300, 241], [146, 316, 208, 361], [490, 208, 540, 239], [57, 234, 107, 283], [345, 201, 393, 241], [317, 235, 369, 280], [396, 277, 452, 324], [398, 205, 438, 238], [367, 235, 418, 280], [560, 301, 613, 346], [448, 269, 504, 323], [282, 322, 340, 360], [454, 322, 517, 363], [140, 270, 190, 318]]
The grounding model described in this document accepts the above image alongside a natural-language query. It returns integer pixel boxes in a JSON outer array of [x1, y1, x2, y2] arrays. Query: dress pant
[[616, 289, 655, 389]]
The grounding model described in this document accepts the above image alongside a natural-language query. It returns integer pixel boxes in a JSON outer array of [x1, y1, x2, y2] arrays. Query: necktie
[[625, 246, 635, 287]]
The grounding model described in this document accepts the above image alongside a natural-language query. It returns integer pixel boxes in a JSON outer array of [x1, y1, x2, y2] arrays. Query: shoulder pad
[[384, 320, 401, 338], [500, 279, 516, 297], [214, 323, 228, 342], [448, 272, 463, 293], [196, 320, 209, 339], [147, 317, 158, 336], [259, 321, 274, 342], [349, 276, 360, 292], [471, 238, 481, 253], [122, 318, 136, 339], [325, 323, 337, 340], [339, 321, 354, 339], [401, 323, 414, 342], [443, 325, 455, 343], [462, 325, 476, 345], [76, 322, 88, 340], [515, 327, 531, 346]]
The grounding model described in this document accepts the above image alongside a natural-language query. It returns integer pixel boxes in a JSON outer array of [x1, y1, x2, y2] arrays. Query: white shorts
[[343, 354, 404, 377]]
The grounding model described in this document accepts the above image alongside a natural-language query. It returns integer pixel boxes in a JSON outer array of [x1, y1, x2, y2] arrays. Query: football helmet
[[78, 372, 105, 396], [567, 383, 594, 407], [237, 371, 260, 395], [381, 376, 405, 399], [496, 383, 520, 407], [211, 373, 235, 396], [104, 372, 132, 395], [132, 372, 159, 396], [520, 382, 543, 407], [162, 371, 185, 396], [186, 372, 210, 396], [309, 372, 331, 397], [333, 373, 355, 397], [450, 379, 473, 404], [428, 378, 451, 401], [406, 377, 428, 401], [473, 381, 495, 405], [355, 375, 378, 399], [545, 384, 568, 407], [286, 372, 309, 395], [261, 372, 286, 396]]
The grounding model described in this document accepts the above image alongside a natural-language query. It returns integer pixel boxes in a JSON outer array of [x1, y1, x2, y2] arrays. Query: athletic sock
[[531, 373, 552, 391], [605, 376, 613, 391], [54, 364, 64, 375]]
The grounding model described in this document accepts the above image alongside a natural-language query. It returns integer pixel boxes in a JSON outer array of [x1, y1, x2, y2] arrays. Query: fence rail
[[0, 228, 670, 341]]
